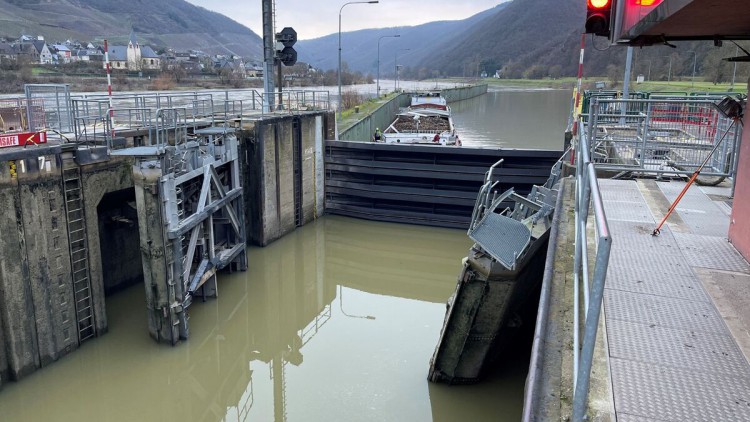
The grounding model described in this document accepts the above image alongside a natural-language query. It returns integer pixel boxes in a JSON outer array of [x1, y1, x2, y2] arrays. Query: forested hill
[[0, 0, 263, 57], [296, 3, 509, 76], [416, 0, 582, 76], [409, 0, 748, 82]]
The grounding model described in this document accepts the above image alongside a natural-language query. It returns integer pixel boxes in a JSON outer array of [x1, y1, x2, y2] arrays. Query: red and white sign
[[0, 132, 48, 148]]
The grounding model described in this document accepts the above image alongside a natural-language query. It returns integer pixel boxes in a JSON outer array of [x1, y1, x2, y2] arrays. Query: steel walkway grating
[[606, 221, 684, 256], [607, 319, 750, 378], [605, 268, 710, 302], [599, 179, 750, 421], [672, 232, 750, 273], [658, 181, 730, 236], [617, 414, 672, 422], [604, 289, 727, 334], [468, 212, 530, 269], [604, 200, 655, 224], [611, 358, 750, 422]]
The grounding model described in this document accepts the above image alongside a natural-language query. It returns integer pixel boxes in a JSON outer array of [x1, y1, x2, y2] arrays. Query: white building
[[106, 31, 160, 71]]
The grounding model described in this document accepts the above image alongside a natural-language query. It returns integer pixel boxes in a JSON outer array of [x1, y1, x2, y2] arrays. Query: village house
[[13, 40, 53, 65], [246, 63, 264, 78], [50, 44, 71, 63], [32, 41, 53, 64], [214, 57, 246, 77], [73, 48, 104, 62], [106, 31, 161, 71], [14, 36, 53, 64], [0, 43, 15, 62]]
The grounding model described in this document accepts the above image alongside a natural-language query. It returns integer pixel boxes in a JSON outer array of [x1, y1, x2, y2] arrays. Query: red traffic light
[[585, 0, 611, 36], [588, 0, 610, 8]]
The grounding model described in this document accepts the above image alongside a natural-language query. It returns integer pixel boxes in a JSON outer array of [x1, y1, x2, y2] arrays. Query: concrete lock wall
[[0, 152, 133, 385], [242, 111, 331, 246], [340, 93, 411, 142], [0, 157, 74, 381], [0, 110, 330, 381], [440, 84, 489, 103], [133, 162, 180, 344]]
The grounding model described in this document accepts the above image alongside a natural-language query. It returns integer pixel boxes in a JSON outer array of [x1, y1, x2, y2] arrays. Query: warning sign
[[0, 132, 47, 148]]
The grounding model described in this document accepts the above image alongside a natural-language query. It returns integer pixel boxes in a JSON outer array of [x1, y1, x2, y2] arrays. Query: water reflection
[[452, 89, 571, 149], [0, 216, 529, 421]]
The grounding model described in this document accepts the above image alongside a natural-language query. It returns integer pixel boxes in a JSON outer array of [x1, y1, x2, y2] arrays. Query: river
[[452, 88, 572, 149], [0, 88, 570, 421]]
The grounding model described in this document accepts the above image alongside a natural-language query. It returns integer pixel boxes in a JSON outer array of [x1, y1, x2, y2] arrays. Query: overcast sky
[[186, 0, 506, 40]]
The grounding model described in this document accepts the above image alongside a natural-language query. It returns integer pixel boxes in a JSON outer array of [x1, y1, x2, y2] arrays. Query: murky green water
[[1, 88, 560, 420], [0, 216, 530, 421], [452, 89, 572, 149]]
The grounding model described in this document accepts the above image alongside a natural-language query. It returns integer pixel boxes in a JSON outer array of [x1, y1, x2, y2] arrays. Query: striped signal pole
[[572, 33, 586, 137], [568, 33, 586, 164], [104, 39, 115, 140]]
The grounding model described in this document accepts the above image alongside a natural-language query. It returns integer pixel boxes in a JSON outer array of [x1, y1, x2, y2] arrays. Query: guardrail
[[586, 97, 741, 177], [572, 119, 612, 422], [13, 85, 332, 147]]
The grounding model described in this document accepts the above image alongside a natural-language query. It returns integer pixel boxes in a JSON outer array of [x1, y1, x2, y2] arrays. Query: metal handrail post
[[571, 118, 613, 421], [573, 143, 587, 391], [572, 160, 612, 422], [580, 140, 593, 313], [587, 99, 598, 159], [640, 102, 654, 169]]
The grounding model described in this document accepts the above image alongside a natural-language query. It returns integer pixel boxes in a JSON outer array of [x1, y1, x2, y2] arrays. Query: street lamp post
[[377, 34, 400, 98], [731, 46, 739, 91], [663, 55, 673, 83], [338, 1, 378, 120], [395, 48, 410, 92], [687, 50, 697, 88]]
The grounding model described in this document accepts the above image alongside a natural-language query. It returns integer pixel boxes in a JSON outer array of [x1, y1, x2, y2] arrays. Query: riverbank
[[426, 77, 747, 93]]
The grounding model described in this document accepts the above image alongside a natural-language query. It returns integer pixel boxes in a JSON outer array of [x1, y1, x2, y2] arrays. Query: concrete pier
[[242, 113, 332, 245], [0, 108, 334, 385], [0, 147, 132, 383]]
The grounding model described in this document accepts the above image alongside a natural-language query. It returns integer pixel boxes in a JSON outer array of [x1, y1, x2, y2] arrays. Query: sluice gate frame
[[116, 112, 247, 343]]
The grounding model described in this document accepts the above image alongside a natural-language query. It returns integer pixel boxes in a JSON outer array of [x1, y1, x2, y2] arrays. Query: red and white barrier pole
[[570, 33, 586, 164], [572, 33, 586, 136], [104, 39, 115, 139]]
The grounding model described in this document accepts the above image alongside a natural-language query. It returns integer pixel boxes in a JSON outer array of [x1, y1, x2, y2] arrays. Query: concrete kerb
[[522, 177, 615, 421], [523, 176, 567, 421]]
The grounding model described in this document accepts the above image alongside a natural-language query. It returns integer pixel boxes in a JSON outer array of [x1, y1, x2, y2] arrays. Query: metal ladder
[[62, 165, 96, 344], [293, 119, 303, 227]]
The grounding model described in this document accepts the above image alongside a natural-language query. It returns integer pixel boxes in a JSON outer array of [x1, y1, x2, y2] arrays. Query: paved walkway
[[600, 179, 750, 421]]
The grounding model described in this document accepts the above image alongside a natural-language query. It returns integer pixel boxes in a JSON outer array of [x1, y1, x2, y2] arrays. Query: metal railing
[[25, 84, 74, 134], [572, 119, 612, 421], [586, 97, 741, 177], [259, 90, 331, 113], [154, 108, 189, 149], [70, 98, 112, 145], [468, 159, 505, 231], [0, 97, 42, 132], [16, 87, 333, 147]]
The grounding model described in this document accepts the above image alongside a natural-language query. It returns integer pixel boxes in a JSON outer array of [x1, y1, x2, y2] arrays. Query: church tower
[[126, 29, 142, 71]]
